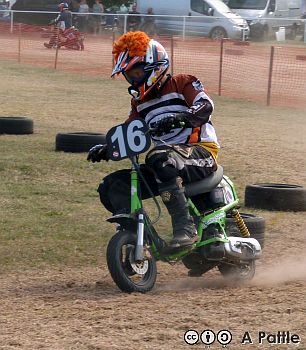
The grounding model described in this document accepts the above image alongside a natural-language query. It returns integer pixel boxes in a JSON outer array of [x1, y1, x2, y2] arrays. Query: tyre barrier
[[245, 183, 306, 212], [0, 117, 34, 134], [55, 132, 106, 153], [225, 212, 265, 249]]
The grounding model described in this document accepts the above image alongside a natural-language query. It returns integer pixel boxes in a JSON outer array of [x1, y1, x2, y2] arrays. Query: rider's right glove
[[151, 114, 186, 137], [87, 144, 109, 163]]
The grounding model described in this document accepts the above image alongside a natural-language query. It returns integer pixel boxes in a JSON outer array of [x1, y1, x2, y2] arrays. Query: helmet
[[58, 2, 69, 12], [111, 31, 169, 100]]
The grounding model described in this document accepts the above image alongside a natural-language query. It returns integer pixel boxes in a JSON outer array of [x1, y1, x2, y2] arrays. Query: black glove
[[151, 114, 186, 137], [87, 144, 109, 163]]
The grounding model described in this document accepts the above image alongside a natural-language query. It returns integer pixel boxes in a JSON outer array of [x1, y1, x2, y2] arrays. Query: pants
[[98, 144, 217, 214]]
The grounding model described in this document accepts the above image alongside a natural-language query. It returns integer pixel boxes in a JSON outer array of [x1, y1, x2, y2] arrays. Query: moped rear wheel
[[106, 230, 157, 293], [218, 260, 255, 282]]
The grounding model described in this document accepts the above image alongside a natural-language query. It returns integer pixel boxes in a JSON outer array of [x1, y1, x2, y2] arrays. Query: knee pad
[[146, 149, 178, 183]]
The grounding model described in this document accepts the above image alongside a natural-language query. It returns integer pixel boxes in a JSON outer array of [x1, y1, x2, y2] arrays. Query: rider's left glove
[[87, 144, 109, 162]]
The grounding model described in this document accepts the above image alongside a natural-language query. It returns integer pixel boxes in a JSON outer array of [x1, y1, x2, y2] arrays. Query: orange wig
[[112, 31, 151, 60]]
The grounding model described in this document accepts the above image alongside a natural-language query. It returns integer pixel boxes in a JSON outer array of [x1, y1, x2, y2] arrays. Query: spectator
[[127, 4, 141, 31], [141, 7, 156, 35], [78, 0, 89, 32], [92, 0, 104, 35], [119, 3, 128, 13]]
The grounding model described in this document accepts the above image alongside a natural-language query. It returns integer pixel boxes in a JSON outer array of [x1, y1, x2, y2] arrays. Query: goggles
[[123, 63, 151, 86]]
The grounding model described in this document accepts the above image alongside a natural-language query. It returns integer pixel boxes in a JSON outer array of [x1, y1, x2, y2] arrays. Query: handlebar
[[146, 120, 186, 137]]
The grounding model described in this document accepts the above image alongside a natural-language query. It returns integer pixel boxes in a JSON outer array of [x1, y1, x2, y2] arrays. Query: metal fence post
[[267, 46, 275, 106], [54, 29, 60, 69], [218, 39, 224, 96], [171, 36, 174, 76], [124, 14, 127, 33], [18, 23, 21, 63], [10, 10, 14, 33]]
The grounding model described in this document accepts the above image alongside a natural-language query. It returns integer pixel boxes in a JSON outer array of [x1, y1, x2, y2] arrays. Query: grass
[[0, 59, 305, 272]]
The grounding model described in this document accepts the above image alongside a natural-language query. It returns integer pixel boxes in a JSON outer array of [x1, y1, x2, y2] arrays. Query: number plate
[[106, 119, 151, 161]]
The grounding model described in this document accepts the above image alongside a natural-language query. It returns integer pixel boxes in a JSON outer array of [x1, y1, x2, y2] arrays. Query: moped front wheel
[[106, 230, 157, 293]]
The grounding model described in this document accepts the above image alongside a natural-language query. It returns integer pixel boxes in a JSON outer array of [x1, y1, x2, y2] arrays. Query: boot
[[159, 177, 198, 249]]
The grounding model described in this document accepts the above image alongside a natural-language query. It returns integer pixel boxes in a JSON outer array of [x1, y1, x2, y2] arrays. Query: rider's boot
[[159, 177, 198, 249]]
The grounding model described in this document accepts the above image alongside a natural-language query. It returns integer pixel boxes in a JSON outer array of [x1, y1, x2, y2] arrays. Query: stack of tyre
[[227, 183, 306, 250]]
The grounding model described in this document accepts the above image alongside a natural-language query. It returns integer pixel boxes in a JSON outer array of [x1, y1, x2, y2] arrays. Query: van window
[[268, 0, 276, 12], [191, 0, 211, 15], [227, 0, 269, 10]]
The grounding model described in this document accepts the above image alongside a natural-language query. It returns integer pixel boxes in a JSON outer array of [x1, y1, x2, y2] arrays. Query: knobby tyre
[[218, 260, 256, 282], [106, 230, 157, 293]]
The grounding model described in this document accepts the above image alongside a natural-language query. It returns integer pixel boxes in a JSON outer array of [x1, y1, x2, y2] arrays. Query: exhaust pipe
[[224, 237, 262, 261]]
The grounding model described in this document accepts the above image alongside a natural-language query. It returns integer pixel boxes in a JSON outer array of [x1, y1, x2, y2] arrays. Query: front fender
[[106, 213, 137, 230]]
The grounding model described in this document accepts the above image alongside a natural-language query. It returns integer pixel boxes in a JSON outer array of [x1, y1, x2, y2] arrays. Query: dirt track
[[1, 236, 306, 350]]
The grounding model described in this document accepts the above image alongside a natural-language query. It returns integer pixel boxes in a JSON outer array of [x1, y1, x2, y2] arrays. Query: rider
[[44, 2, 73, 48], [87, 31, 219, 249]]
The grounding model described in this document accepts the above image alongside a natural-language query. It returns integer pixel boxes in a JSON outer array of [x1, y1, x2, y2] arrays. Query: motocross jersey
[[54, 11, 72, 30], [127, 74, 220, 159]]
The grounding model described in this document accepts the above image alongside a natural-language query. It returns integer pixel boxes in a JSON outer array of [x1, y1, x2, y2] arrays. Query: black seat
[[185, 165, 223, 197]]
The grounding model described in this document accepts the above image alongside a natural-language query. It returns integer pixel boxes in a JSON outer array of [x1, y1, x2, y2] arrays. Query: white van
[[137, 0, 250, 39], [225, 0, 302, 39]]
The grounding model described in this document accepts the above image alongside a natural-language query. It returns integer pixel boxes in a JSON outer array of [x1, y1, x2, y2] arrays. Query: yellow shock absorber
[[231, 209, 250, 238]]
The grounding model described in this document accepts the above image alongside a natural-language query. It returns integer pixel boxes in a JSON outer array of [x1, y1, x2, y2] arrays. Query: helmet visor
[[123, 63, 151, 86]]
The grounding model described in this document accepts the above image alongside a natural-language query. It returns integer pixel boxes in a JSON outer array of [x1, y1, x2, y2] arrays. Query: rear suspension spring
[[231, 209, 250, 238]]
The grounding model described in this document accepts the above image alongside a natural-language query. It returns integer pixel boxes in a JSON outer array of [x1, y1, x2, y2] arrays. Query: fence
[[0, 12, 306, 109]]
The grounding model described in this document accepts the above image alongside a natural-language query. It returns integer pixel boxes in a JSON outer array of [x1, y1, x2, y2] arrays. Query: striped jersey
[[127, 74, 220, 159]]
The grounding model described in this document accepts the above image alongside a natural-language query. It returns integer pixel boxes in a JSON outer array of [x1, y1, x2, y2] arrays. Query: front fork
[[135, 211, 145, 261], [130, 160, 146, 261]]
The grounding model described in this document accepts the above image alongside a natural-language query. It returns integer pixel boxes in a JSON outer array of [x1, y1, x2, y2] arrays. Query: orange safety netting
[[1, 22, 306, 109]]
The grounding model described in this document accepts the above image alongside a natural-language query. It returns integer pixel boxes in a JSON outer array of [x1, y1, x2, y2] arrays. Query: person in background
[[92, 0, 104, 35], [78, 0, 89, 32], [141, 7, 156, 35], [119, 3, 128, 13], [127, 4, 141, 31]]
